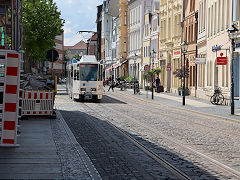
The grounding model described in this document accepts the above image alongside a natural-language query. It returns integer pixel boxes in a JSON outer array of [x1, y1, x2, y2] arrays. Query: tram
[[66, 55, 104, 101]]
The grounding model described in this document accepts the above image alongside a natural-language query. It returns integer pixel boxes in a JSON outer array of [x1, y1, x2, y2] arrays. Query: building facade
[[183, 0, 198, 96], [197, 0, 233, 104], [64, 40, 87, 59], [159, 0, 182, 93], [119, 0, 129, 76]]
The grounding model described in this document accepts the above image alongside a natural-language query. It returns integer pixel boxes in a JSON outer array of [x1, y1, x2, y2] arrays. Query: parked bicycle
[[210, 87, 224, 105]]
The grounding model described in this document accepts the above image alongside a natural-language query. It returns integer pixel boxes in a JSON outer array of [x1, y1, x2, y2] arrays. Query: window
[[80, 64, 98, 81], [124, 11, 127, 25]]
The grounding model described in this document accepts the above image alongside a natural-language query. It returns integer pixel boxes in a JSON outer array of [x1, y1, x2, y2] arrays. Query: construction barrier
[[21, 90, 54, 116], [0, 50, 22, 147]]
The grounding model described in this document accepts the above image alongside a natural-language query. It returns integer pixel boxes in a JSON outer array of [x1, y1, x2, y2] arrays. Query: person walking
[[156, 77, 160, 93], [108, 76, 115, 92]]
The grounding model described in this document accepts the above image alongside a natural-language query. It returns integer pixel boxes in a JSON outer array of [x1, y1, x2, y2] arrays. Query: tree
[[23, 0, 64, 72], [72, 53, 82, 60], [64, 50, 70, 62], [173, 66, 190, 79], [143, 68, 162, 82]]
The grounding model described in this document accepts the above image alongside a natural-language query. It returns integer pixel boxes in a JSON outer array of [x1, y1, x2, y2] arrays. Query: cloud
[[63, 26, 72, 34], [64, 34, 85, 46], [54, 0, 103, 46]]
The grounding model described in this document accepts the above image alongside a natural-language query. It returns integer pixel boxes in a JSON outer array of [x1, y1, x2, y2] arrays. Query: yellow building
[[142, 11, 151, 86], [159, 0, 182, 93]]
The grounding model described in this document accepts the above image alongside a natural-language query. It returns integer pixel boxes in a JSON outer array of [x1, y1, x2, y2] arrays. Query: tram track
[[81, 102, 192, 180], [85, 95, 240, 179], [110, 92, 240, 141]]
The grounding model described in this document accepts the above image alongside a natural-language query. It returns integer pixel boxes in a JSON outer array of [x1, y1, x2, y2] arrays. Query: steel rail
[[98, 94, 240, 179], [82, 102, 192, 180]]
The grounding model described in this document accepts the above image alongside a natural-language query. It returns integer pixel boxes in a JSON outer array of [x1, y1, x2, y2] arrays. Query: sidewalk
[[115, 88, 240, 122], [0, 105, 100, 179]]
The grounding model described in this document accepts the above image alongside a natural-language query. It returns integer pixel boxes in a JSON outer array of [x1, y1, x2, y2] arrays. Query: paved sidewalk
[[0, 86, 100, 179], [114, 88, 240, 122], [0, 119, 63, 179]]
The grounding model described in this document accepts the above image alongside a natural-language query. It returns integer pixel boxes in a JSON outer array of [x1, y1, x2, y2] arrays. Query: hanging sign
[[166, 65, 171, 71], [144, 65, 150, 71], [216, 53, 228, 65]]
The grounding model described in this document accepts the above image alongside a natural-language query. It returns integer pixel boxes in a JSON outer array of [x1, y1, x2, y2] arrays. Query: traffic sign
[[216, 53, 228, 65], [166, 65, 171, 71], [144, 65, 150, 71]]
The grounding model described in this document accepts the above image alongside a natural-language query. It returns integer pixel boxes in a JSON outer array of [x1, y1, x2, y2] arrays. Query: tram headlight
[[81, 88, 86, 91], [91, 88, 96, 91]]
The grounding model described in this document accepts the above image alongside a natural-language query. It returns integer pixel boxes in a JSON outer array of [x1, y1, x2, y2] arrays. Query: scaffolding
[[0, 0, 23, 50]]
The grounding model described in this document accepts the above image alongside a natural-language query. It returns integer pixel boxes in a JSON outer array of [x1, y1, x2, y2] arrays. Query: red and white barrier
[[0, 50, 21, 147], [21, 90, 54, 116]]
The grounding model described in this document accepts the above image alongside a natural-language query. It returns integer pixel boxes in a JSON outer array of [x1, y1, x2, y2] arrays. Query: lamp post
[[134, 53, 137, 94], [151, 49, 156, 99], [228, 23, 239, 115], [181, 40, 188, 106]]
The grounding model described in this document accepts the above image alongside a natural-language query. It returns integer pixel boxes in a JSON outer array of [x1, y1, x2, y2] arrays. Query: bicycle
[[210, 87, 224, 105]]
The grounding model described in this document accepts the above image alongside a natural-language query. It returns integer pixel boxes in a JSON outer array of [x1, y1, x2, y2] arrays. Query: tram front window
[[80, 64, 98, 81]]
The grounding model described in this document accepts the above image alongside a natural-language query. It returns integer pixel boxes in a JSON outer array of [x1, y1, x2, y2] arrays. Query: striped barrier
[[0, 50, 21, 147], [21, 90, 54, 116]]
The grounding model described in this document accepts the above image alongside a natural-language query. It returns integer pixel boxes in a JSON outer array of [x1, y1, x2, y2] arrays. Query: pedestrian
[[156, 77, 160, 93], [108, 76, 115, 92]]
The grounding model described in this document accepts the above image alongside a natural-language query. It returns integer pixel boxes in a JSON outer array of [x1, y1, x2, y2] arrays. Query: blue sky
[[54, 0, 103, 46]]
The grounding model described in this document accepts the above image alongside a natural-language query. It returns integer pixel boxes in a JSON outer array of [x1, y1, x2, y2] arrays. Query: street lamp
[[151, 49, 156, 99], [134, 53, 137, 94], [181, 40, 188, 106], [228, 23, 239, 115]]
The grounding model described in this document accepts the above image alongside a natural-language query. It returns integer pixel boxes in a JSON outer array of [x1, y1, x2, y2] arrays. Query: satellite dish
[[46, 49, 59, 62]]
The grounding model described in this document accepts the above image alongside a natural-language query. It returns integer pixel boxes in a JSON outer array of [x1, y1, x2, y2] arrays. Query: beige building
[[119, 0, 129, 76], [197, 0, 233, 104], [183, 0, 198, 96], [159, 0, 182, 93], [142, 11, 151, 86]]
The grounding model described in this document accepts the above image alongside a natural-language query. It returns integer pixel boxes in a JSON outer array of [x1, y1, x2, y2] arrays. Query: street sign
[[195, 58, 206, 64], [216, 53, 228, 65], [144, 65, 150, 71], [166, 65, 171, 71]]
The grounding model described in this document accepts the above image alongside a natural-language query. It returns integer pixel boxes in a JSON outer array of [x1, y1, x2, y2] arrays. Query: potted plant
[[173, 66, 190, 96]]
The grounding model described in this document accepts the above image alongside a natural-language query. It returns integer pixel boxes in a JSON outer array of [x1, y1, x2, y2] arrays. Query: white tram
[[66, 55, 104, 101]]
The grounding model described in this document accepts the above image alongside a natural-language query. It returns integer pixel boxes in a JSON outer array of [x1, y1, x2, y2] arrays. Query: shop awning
[[106, 62, 119, 72], [121, 59, 128, 66]]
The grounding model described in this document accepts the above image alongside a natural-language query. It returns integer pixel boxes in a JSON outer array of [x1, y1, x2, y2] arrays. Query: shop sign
[[173, 50, 181, 58], [216, 53, 228, 65], [195, 58, 206, 64]]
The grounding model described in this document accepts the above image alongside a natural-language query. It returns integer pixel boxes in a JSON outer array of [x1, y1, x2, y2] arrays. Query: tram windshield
[[80, 64, 98, 81]]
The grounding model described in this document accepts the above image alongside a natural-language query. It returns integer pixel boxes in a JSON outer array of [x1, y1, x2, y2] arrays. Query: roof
[[64, 40, 87, 50], [79, 55, 98, 64], [87, 33, 98, 42]]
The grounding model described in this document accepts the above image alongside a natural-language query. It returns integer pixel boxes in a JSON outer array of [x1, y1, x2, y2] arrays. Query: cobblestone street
[[55, 85, 240, 179]]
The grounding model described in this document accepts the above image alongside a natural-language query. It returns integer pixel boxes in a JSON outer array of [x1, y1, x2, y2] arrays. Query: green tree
[[72, 53, 82, 60], [23, 0, 64, 72], [64, 50, 70, 62]]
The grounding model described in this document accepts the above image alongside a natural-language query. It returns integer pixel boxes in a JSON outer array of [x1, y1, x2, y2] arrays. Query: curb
[[116, 90, 240, 125], [56, 110, 102, 180]]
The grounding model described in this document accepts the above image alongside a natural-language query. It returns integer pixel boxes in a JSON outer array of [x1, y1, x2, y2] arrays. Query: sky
[[54, 0, 103, 46]]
